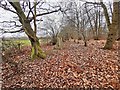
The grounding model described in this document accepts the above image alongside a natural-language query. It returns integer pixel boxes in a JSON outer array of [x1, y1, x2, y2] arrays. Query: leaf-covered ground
[[1, 40, 120, 89]]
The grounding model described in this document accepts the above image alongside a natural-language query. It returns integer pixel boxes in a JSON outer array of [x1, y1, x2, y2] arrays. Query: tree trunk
[[82, 32, 87, 47], [117, 1, 120, 40], [34, 0, 37, 34], [104, 25, 116, 49], [104, 2, 119, 49], [29, 36, 46, 59], [9, 1, 46, 59], [23, 22, 46, 59], [24, 23, 46, 59], [54, 37, 62, 49], [51, 35, 57, 45]]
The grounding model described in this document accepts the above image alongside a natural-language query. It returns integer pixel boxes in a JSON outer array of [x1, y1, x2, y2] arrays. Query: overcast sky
[[0, 0, 113, 38]]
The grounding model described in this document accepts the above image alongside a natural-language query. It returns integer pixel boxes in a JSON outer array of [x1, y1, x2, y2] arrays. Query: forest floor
[[1, 40, 120, 89]]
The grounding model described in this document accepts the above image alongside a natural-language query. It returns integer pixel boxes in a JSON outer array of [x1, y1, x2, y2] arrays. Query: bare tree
[[85, 0, 119, 49], [0, 0, 61, 59], [84, 2, 108, 40], [44, 16, 62, 45], [101, 1, 119, 49], [60, 0, 90, 46]]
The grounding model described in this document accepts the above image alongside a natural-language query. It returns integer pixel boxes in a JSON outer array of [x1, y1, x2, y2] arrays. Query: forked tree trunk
[[9, 1, 46, 59], [24, 24, 46, 59]]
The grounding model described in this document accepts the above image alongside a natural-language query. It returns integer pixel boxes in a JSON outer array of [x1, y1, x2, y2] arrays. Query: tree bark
[[117, 1, 120, 40], [34, 0, 37, 34], [9, 1, 46, 59], [100, 2, 111, 31], [82, 32, 87, 47], [54, 37, 62, 49], [29, 36, 46, 59], [51, 35, 57, 45], [104, 2, 119, 49]]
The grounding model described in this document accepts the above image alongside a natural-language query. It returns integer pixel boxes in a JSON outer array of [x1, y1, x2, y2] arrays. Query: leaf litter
[[1, 40, 120, 89]]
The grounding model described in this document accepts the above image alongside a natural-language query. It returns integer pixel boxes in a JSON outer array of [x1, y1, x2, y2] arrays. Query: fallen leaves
[[1, 40, 120, 89]]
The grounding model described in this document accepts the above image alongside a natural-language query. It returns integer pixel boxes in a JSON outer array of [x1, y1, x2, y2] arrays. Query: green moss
[[38, 51, 46, 59], [31, 47, 35, 59], [31, 45, 46, 60]]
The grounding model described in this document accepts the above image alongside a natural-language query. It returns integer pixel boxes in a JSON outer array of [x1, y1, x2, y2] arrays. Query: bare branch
[[29, 7, 61, 22], [27, 1, 40, 18], [0, 1, 17, 14], [3, 29, 23, 33], [0, 20, 21, 26]]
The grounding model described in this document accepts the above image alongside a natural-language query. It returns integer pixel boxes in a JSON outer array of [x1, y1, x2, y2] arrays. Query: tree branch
[[0, 1, 17, 14], [29, 7, 61, 22], [3, 28, 23, 33]]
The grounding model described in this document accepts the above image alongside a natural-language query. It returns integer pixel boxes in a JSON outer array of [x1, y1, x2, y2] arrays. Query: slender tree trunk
[[82, 32, 87, 47], [104, 2, 119, 49], [98, 6, 101, 40], [100, 2, 111, 30], [85, 4, 94, 38], [34, 0, 37, 34], [94, 11, 98, 40]]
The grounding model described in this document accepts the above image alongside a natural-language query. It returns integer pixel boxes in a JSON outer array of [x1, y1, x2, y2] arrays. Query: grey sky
[[0, 0, 113, 38]]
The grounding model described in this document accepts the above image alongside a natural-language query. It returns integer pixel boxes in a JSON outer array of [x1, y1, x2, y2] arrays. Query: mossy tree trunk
[[30, 36, 46, 59], [9, 1, 46, 59], [103, 2, 119, 49]]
